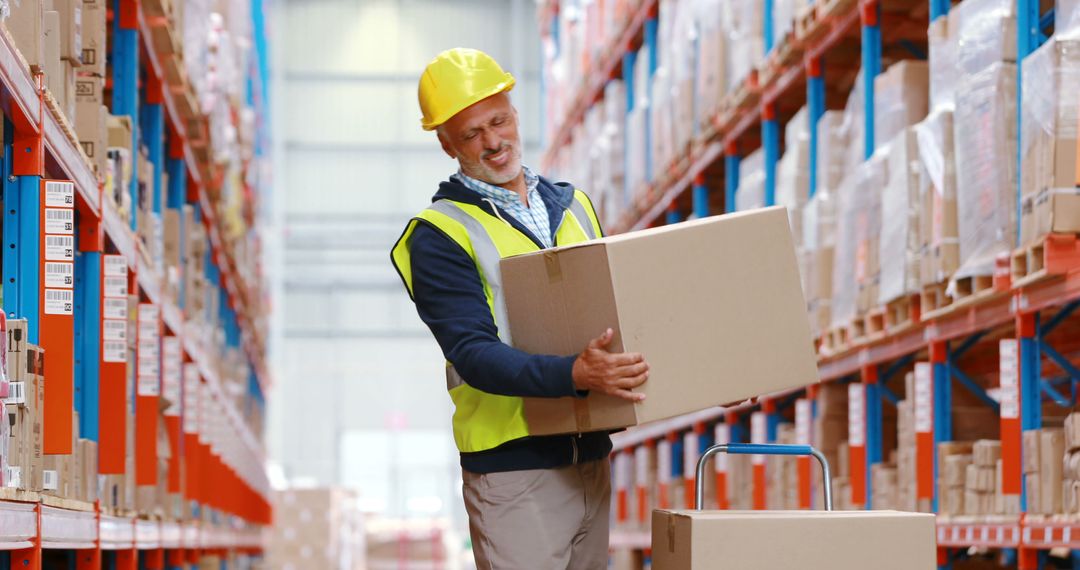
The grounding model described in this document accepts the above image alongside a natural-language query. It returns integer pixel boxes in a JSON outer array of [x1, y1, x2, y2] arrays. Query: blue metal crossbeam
[[880, 385, 900, 406], [1040, 300, 1080, 335], [951, 331, 986, 360], [1041, 380, 1072, 407], [880, 354, 915, 386], [949, 364, 1001, 412], [1042, 343, 1080, 382]]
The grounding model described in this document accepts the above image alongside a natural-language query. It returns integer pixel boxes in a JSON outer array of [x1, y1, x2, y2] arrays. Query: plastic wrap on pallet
[[878, 129, 924, 305], [914, 109, 959, 287], [650, 66, 674, 181], [874, 61, 929, 150], [816, 111, 848, 196], [953, 62, 1017, 287], [720, 1, 764, 93], [1062, 0, 1080, 35], [830, 173, 859, 329], [695, 0, 728, 130], [841, 67, 866, 173], [772, 0, 809, 47], [951, 0, 1016, 75], [1020, 35, 1080, 195], [854, 156, 885, 313], [777, 107, 810, 246], [736, 148, 766, 211], [928, 14, 957, 110]]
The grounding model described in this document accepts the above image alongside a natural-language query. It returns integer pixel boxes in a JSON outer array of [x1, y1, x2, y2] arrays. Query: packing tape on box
[[667, 515, 677, 553], [544, 252, 562, 283], [574, 398, 591, 431]]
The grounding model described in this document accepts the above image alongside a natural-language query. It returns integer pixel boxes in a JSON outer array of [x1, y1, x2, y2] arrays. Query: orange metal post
[[848, 382, 867, 508], [914, 362, 935, 503], [713, 422, 729, 510], [751, 411, 767, 510], [40, 180, 77, 454]]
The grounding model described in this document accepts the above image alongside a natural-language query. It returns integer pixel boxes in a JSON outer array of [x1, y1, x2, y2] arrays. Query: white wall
[[268, 0, 542, 524]]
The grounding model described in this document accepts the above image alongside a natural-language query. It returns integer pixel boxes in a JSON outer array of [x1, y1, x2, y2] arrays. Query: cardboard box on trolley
[[651, 510, 936, 569], [501, 206, 819, 435]]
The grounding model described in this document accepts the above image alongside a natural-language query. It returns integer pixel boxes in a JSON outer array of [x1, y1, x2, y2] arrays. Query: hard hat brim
[[421, 73, 516, 131]]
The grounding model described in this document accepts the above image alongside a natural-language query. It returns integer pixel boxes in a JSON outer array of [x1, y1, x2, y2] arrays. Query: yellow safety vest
[[391, 190, 603, 453]]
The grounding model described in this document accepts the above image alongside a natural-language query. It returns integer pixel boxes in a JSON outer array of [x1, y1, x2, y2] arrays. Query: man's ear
[[437, 129, 456, 159]]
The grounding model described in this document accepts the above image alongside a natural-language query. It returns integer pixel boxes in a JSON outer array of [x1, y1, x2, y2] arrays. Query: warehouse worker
[[391, 48, 650, 569]]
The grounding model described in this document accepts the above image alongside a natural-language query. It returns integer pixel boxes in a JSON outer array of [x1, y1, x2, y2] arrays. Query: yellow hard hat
[[418, 48, 516, 131]]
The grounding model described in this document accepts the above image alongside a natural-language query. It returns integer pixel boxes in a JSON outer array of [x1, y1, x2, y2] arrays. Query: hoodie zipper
[[571, 435, 580, 465]]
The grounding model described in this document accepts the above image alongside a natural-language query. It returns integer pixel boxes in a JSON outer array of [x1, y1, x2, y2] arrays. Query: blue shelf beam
[[724, 143, 740, 213], [112, 0, 140, 232], [806, 57, 825, 199], [692, 175, 709, 219], [860, 0, 881, 159], [762, 103, 779, 207]]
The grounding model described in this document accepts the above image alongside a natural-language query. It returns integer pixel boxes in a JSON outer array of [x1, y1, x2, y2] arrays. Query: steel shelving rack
[[541, 0, 1080, 568], [0, 0, 271, 567]]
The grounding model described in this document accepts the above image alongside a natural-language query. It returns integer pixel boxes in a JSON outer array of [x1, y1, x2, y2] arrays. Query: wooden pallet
[[920, 281, 952, 317], [952, 274, 995, 303], [865, 307, 887, 338], [41, 494, 95, 512], [795, 4, 828, 42], [1011, 233, 1080, 287], [884, 293, 921, 332], [820, 324, 851, 355], [817, 0, 858, 19]]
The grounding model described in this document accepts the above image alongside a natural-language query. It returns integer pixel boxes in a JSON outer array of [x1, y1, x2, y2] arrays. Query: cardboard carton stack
[[107, 114, 135, 223], [833, 441, 854, 511], [878, 127, 925, 315], [963, 440, 1001, 516], [43, 410, 99, 504], [4, 321, 44, 492], [871, 461, 899, 511], [76, 0, 109, 178], [812, 382, 847, 501], [938, 442, 974, 516], [777, 107, 811, 250], [1024, 428, 1066, 515], [767, 423, 799, 510], [719, 1, 763, 98], [951, 0, 1019, 291], [1062, 414, 1080, 513], [1018, 31, 1080, 252], [695, 0, 728, 133], [268, 488, 366, 570], [895, 387, 919, 512], [874, 61, 930, 150]]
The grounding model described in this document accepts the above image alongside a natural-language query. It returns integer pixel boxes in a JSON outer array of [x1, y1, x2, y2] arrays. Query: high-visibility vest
[[391, 191, 602, 452]]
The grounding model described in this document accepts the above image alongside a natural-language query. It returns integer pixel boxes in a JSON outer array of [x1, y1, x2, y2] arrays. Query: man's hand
[[572, 328, 649, 402]]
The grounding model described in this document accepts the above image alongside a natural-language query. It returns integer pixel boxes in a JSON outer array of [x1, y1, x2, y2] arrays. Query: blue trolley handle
[[695, 443, 833, 511]]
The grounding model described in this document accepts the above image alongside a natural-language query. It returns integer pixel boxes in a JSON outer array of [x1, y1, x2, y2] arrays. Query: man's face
[[438, 93, 522, 185]]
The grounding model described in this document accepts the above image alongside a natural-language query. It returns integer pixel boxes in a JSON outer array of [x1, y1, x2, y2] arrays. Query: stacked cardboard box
[[268, 488, 366, 570], [75, 0, 109, 177], [812, 382, 847, 501], [719, 1, 763, 96], [938, 442, 974, 516], [895, 386, 920, 512], [107, 115, 136, 222], [833, 441, 854, 510], [1062, 414, 1080, 513], [767, 423, 799, 510], [4, 321, 44, 492], [777, 107, 811, 249], [42, 410, 99, 504], [1024, 428, 1066, 515], [915, 110, 960, 296], [1019, 33, 1080, 247], [963, 440, 1001, 516], [952, 0, 1019, 288], [874, 61, 930, 150], [694, 0, 728, 132], [878, 128, 925, 308]]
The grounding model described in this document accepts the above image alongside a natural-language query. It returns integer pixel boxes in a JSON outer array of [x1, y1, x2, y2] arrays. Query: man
[[390, 48, 650, 569]]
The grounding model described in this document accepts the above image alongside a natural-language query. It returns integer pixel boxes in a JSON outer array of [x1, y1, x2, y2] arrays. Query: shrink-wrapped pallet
[[950, 0, 1017, 76], [874, 61, 930, 150], [735, 148, 766, 211], [855, 157, 885, 313], [695, 0, 728, 130], [720, 0, 764, 93], [928, 12, 957, 110], [952, 62, 1018, 288], [915, 110, 960, 288], [777, 107, 811, 245], [816, 111, 848, 196], [830, 174, 859, 329], [1019, 35, 1080, 245], [879, 128, 924, 305]]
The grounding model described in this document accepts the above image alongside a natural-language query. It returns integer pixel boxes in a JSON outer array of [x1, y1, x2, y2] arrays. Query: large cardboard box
[[80, 0, 106, 76], [651, 510, 936, 569], [6, 0, 45, 72], [874, 60, 930, 150], [55, 0, 82, 64], [502, 207, 818, 435]]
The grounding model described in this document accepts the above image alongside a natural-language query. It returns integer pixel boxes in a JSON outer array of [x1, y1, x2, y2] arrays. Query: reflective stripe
[[567, 196, 598, 240], [429, 200, 513, 344]]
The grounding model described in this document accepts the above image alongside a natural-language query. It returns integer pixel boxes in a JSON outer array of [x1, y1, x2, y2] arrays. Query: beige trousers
[[462, 459, 611, 570]]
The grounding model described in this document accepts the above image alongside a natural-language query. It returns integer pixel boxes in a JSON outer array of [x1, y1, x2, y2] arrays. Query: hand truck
[[693, 443, 834, 511]]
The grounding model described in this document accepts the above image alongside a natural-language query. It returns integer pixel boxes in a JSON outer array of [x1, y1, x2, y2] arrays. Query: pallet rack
[[0, 0, 271, 567], [541, 0, 1080, 568]]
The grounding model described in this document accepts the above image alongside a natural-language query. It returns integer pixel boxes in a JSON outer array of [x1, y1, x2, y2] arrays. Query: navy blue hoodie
[[397, 174, 612, 474]]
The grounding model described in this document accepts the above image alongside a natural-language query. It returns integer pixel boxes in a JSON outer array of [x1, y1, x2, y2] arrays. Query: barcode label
[[42, 470, 58, 491], [44, 288, 74, 315], [138, 323, 159, 343], [103, 276, 127, 297], [137, 374, 160, 396], [44, 262, 74, 288], [103, 340, 126, 363], [5, 466, 21, 488], [6, 382, 25, 405], [102, 319, 127, 341], [138, 357, 159, 378], [44, 208, 74, 234], [104, 255, 127, 277], [44, 181, 75, 207], [44, 235, 74, 261], [138, 338, 160, 358], [103, 298, 127, 319], [138, 304, 160, 323], [163, 337, 181, 360]]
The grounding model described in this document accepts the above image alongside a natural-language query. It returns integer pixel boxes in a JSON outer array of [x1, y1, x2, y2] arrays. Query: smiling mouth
[[486, 147, 510, 165]]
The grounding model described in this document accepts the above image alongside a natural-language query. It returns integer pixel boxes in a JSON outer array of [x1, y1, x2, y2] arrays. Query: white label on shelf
[[137, 356, 160, 378], [999, 339, 1020, 420], [44, 235, 74, 261], [981, 527, 989, 542], [44, 288, 74, 315], [614, 452, 629, 491], [683, 432, 698, 479], [102, 319, 127, 342], [657, 439, 671, 485], [138, 304, 160, 324], [714, 423, 730, 472], [914, 362, 933, 433], [635, 446, 649, 487], [103, 340, 126, 363], [1064, 526, 1072, 544], [138, 322, 159, 342], [44, 181, 75, 207], [7, 382, 25, 405], [103, 276, 127, 298], [138, 337, 160, 358], [5, 466, 21, 488], [44, 261, 74, 288], [103, 298, 127, 320], [162, 337, 181, 362], [42, 469, 58, 490], [104, 255, 127, 277], [751, 412, 766, 465], [849, 383, 866, 447], [44, 208, 74, 234], [183, 365, 199, 434], [795, 399, 811, 445], [137, 373, 160, 397]]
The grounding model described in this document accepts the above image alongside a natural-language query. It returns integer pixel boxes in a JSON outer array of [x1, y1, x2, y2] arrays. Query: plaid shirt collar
[[454, 166, 541, 209]]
